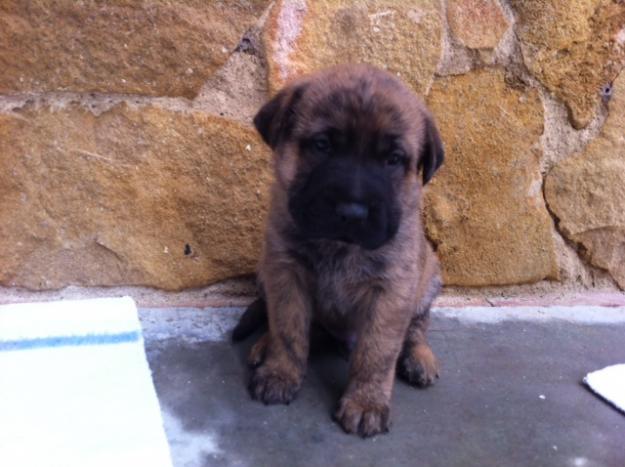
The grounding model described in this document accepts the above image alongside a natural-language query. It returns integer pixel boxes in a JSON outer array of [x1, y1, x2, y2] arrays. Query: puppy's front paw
[[333, 394, 390, 438], [249, 364, 301, 405], [398, 343, 439, 387]]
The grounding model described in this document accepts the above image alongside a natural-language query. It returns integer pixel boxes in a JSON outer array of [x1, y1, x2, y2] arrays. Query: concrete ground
[[139, 305, 625, 467]]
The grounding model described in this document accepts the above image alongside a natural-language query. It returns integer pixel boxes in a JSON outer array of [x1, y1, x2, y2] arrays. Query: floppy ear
[[418, 114, 445, 185], [253, 84, 306, 149]]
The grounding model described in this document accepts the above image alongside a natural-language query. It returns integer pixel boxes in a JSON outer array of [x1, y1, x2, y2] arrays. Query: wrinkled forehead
[[293, 74, 424, 150]]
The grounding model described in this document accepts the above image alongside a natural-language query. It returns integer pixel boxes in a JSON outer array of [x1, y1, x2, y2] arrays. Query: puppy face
[[254, 65, 444, 250]]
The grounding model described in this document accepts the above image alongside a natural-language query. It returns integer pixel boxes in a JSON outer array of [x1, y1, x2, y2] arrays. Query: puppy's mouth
[[288, 197, 399, 251]]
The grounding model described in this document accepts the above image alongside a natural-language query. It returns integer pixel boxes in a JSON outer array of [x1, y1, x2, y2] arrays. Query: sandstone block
[[0, 1, 270, 97], [425, 69, 558, 286], [263, 0, 443, 94], [447, 0, 509, 49], [545, 72, 625, 289], [0, 105, 272, 290], [509, 0, 625, 129]]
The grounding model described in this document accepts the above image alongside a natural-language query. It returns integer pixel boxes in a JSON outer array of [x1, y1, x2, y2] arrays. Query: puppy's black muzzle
[[288, 159, 400, 250]]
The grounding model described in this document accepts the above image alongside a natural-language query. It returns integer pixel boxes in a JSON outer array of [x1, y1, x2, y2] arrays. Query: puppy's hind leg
[[247, 332, 269, 367], [398, 251, 441, 388], [397, 309, 439, 388], [232, 297, 267, 342]]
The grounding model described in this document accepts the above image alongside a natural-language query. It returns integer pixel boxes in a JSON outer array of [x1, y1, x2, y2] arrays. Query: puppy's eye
[[386, 150, 406, 166], [312, 135, 331, 153]]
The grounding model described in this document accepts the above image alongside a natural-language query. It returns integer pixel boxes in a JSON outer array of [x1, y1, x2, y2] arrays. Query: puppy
[[233, 64, 444, 437]]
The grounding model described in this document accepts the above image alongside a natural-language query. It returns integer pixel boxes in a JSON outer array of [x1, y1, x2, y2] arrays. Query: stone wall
[[1, 0, 624, 292]]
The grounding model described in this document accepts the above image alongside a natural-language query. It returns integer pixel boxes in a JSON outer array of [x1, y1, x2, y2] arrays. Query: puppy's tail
[[232, 297, 267, 341]]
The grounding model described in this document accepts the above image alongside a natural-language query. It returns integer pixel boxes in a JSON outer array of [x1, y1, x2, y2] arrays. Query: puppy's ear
[[253, 84, 306, 149], [418, 114, 445, 185]]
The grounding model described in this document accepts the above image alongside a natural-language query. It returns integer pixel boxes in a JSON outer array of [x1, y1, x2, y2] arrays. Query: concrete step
[[141, 306, 625, 467]]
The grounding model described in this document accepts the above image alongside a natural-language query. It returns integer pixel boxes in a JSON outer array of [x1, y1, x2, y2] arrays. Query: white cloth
[[584, 364, 625, 414], [0, 297, 173, 467]]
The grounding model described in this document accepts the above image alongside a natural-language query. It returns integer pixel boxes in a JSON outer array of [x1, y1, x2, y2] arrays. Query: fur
[[233, 64, 445, 437]]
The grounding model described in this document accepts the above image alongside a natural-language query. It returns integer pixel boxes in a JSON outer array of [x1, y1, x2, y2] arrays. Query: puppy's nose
[[336, 202, 369, 221]]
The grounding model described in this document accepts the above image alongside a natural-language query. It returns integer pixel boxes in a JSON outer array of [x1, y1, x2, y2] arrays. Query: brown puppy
[[233, 64, 444, 437]]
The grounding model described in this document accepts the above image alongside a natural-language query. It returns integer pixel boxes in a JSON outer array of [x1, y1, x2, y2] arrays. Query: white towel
[[584, 364, 625, 415], [0, 297, 173, 467]]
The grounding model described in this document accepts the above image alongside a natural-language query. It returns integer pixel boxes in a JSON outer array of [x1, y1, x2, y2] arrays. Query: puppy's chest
[[302, 243, 385, 314]]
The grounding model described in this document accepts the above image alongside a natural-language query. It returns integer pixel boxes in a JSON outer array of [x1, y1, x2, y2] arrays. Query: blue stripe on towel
[[0, 331, 141, 351]]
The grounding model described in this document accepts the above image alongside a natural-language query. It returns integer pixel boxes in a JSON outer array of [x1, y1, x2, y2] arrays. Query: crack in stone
[[541, 177, 620, 290]]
